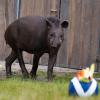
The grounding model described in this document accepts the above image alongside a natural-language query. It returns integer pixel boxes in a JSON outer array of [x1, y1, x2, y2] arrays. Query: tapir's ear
[[61, 20, 69, 28], [46, 19, 53, 28]]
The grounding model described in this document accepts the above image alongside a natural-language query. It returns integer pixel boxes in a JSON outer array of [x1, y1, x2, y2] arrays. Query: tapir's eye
[[60, 35, 64, 40], [60, 35, 63, 38], [50, 33, 54, 37]]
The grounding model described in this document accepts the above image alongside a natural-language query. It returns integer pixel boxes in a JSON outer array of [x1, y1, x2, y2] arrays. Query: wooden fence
[[0, 0, 100, 70], [66, 0, 100, 69]]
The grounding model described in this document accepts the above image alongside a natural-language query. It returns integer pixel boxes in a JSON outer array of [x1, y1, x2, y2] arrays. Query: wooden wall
[[0, 0, 6, 60], [0, 0, 17, 60], [20, 0, 51, 17], [66, 0, 100, 68], [0, 0, 100, 69], [57, 0, 100, 69]]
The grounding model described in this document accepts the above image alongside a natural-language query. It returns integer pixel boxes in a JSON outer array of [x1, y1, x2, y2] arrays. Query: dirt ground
[[0, 61, 76, 79]]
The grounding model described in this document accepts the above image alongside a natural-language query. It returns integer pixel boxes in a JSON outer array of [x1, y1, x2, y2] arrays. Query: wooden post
[[51, 0, 57, 16]]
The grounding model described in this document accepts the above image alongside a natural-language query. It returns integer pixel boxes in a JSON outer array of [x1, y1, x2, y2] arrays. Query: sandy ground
[[0, 61, 100, 81], [0, 61, 76, 79]]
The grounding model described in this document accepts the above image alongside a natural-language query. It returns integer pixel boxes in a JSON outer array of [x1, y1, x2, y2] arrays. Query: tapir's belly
[[17, 36, 46, 54]]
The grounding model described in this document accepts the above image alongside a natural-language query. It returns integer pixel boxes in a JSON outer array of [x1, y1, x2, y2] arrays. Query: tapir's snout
[[50, 37, 63, 48]]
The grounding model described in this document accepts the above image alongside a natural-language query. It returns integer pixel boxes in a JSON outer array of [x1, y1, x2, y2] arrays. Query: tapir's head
[[46, 16, 68, 49]]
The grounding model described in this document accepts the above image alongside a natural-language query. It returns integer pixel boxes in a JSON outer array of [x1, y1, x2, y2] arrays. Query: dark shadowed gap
[[16, 0, 21, 18]]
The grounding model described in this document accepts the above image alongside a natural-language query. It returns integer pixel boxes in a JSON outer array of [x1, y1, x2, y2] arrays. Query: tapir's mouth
[[49, 44, 61, 51], [49, 46, 59, 54], [49, 40, 61, 48], [47, 39, 61, 50], [50, 43, 61, 48]]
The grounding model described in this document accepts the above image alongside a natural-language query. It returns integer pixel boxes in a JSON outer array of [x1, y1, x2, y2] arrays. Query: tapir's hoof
[[6, 72, 12, 78], [30, 73, 37, 80], [30, 71, 36, 79], [32, 76, 37, 80], [47, 77, 53, 81], [23, 73, 29, 79], [6, 75, 12, 78]]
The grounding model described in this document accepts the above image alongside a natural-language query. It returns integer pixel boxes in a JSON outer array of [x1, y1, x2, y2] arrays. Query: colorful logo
[[68, 64, 99, 96]]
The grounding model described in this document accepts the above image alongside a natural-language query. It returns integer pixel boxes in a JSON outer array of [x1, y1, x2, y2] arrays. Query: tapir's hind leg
[[30, 53, 43, 79], [5, 50, 17, 77], [17, 49, 29, 78]]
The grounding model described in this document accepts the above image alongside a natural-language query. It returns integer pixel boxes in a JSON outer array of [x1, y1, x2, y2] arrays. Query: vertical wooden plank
[[20, 0, 33, 16], [92, 0, 100, 71], [71, 0, 82, 67], [57, 0, 61, 18], [83, 0, 94, 66], [78, 0, 87, 67], [85, 0, 95, 66], [33, 0, 45, 16], [4, 0, 17, 60], [0, 0, 16, 60], [79, 0, 85, 67], [4, 0, 17, 58], [67, 0, 76, 66], [20, 0, 51, 17], [44, 0, 51, 16], [5, 0, 17, 26], [97, 1, 100, 66], [0, 0, 6, 60], [7, 0, 17, 24], [56, 0, 69, 67]]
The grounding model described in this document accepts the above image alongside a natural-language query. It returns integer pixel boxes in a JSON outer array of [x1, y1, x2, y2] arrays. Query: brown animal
[[5, 16, 68, 80]]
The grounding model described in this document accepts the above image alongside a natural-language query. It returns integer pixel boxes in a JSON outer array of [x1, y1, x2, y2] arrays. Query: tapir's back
[[18, 16, 47, 35], [5, 16, 48, 53]]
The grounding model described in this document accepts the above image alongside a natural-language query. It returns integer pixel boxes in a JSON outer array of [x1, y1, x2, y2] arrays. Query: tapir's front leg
[[30, 53, 43, 79], [47, 52, 57, 81]]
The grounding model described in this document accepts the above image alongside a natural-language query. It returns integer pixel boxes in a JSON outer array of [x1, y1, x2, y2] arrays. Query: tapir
[[5, 16, 68, 80]]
